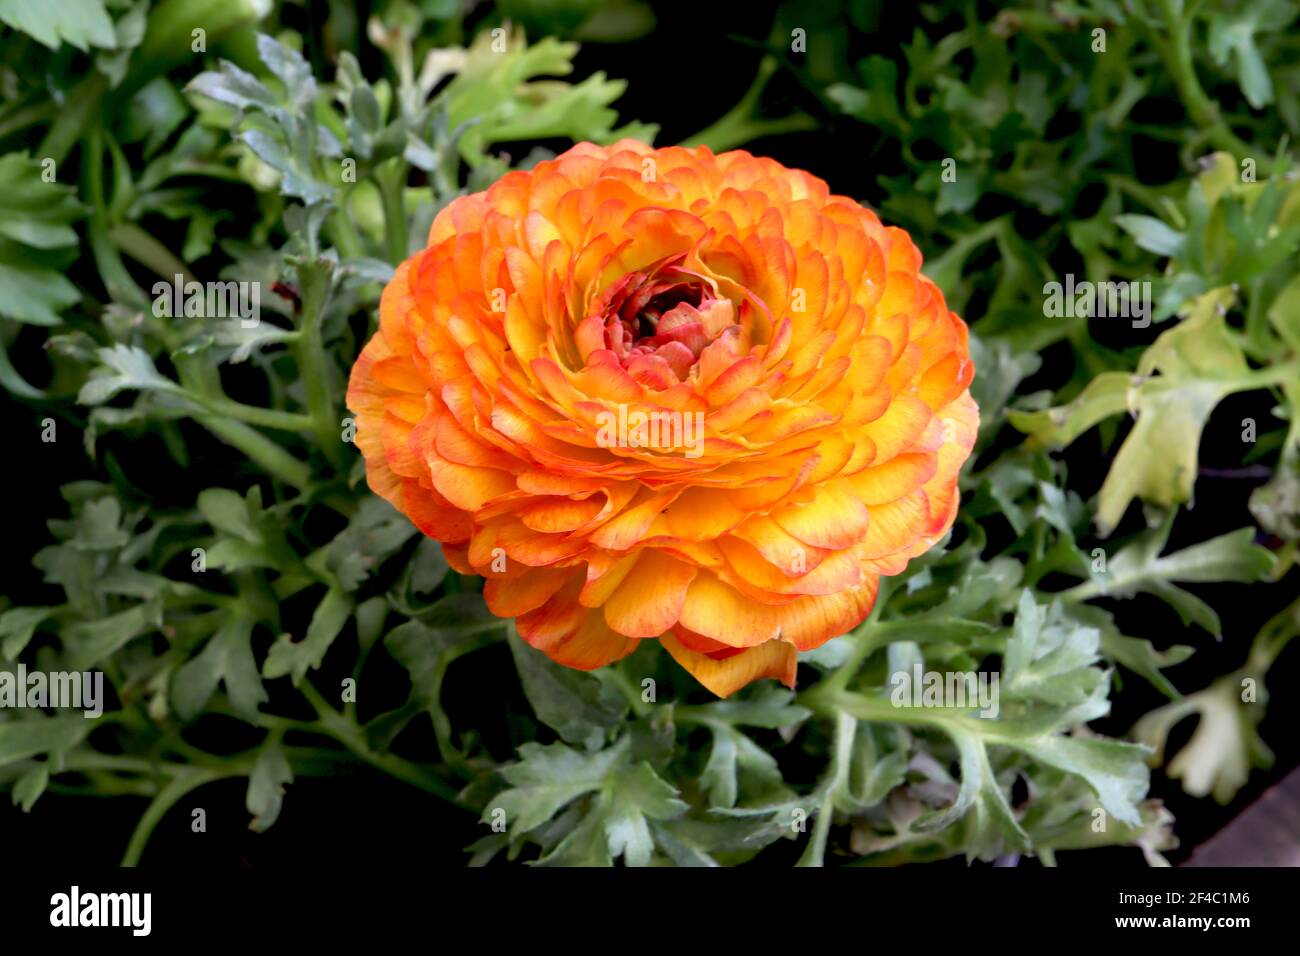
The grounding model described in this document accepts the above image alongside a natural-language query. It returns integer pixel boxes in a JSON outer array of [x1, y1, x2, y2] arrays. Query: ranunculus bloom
[[347, 141, 977, 696]]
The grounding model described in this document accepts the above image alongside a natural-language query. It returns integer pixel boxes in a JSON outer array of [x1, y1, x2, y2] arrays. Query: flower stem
[[797, 710, 855, 867], [1149, 0, 1252, 157], [298, 681, 469, 807], [192, 396, 314, 433], [121, 767, 230, 866], [681, 55, 816, 152], [376, 160, 410, 265], [292, 259, 349, 471]]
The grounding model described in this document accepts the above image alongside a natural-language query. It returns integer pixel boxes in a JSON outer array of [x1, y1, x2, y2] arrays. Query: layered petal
[[347, 141, 979, 697]]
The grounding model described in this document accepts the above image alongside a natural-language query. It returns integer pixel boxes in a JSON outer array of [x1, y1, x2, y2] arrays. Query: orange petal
[[661, 632, 797, 698], [771, 481, 869, 550], [484, 566, 574, 617], [602, 551, 697, 637], [847, 452, 938, 505], [677, 574, 783, 647], [861, 489, 930, 559], [541, 610, 640, 671]]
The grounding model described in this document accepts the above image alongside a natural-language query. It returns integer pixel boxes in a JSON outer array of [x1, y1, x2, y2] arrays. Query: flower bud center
[[593, 255, 736, 382]]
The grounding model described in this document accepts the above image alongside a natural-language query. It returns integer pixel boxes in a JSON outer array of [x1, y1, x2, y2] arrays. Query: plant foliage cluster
[[0, 0, 1296, 865]]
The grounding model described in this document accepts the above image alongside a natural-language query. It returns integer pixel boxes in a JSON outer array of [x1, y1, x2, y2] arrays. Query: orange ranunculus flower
[[347, 140, 977, 697]]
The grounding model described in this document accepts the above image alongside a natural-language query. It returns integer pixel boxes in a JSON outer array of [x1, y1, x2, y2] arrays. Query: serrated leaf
[[1064, 602, 1192, 699], [1206, 0, 1295, 110], [172, 615, 267, 722], [1062, 521, 1274, 634], [255, 34, 315, 108], [63, 598, 162, 670], [602, 761, 688, 866], [325, 496, 416, 592], [0, 716, 90, 765], [445, 27, 655, 163], [77, 345, 180, 406], [1133, 675, 1272, 804], [0, 153, 86, 328], [1003, 591, 1105, 707], [263, 589, 354, 684], [246, 740, 293, 832], [915, 728, 1029, 860], [94, 0, 148, 87], [0, 0, 115, 51], [488, 740, 622, 835]]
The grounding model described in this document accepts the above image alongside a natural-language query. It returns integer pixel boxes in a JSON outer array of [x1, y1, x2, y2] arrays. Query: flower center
[[592, 256, 737, 383], [626, 282, 705, 345]]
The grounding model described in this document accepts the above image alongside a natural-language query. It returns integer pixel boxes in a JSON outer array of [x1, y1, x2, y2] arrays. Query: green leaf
[[69, 497, 130, 551], [263, 589, 354, 684], [63, 598, 162, 670], [602, 761, 688, 866], [1009, 372, 1129, 449], [238, 127, 334, 204], [488, 738, 686, 866], [699, 724, 782, 809], [0, 0, 115, 51], [1002, 591, 1106, 708], [385, 591, 503, 694], [325, 496, 416, 592], [488, 740, 623, 835], [172, 320, 298, 366], [843, 723, 909, 810], [119, 78, 190, 155], [1013, 289, 1271, 533], [94, 0, 148, 87], [1012, 734, 1150, 827], [532, 799, 614, 866], [0, 607, 56, 659], [254, 33, 316, 109], [1114, 214, 1185, 257], [690, 686, 811, 729], [508, 628, 626, 750], [77, 345, 180, 405], [967, 335, 1042, 440], [0, 261, 77, 329], [445, 27, 655, 163], [1064, 603, 1192, 699], [1096, 291, 1251, 531], [0, 716, 90, 765], [198, 487, 261, 540], [1206, 0, 1295, 109], [172, 615, 267, 722], [1061, 521, 1274, 634], [0, 153, 85, 329], [917, 728, 1029, 860], [12, 763, 50, 812], [198, 486, 296, 572], [187, 35, 336, 204], [246, 739, 293, 832], [1133, 675, 1272, 804]]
